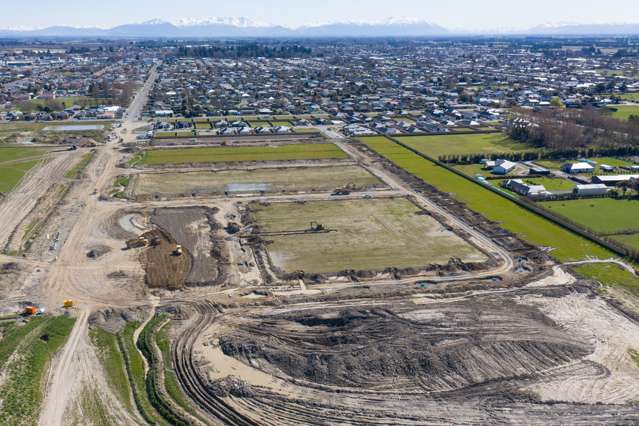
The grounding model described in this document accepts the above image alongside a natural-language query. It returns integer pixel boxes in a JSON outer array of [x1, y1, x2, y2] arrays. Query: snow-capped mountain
[[0, 17, 448, 38], [1, 18, 639, 38]]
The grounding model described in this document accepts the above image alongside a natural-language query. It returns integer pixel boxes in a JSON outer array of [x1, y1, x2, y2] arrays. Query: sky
[[1, 0, 639, 30]]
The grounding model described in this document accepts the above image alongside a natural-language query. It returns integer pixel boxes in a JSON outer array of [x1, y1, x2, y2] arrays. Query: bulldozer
[[126, 236, 149, 250], [309, 222, 326, 232], [63, 300, 74, 309]]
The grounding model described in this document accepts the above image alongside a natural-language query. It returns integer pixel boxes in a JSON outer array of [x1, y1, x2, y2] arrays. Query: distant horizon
[[3, 17, 639, 36], [3, 0, 639, 32]]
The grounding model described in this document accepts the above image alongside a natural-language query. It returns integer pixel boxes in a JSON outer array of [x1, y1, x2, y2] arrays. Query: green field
[[0, 146, 51, 193], [359, 136, 612, 261], [615, 93, 639, 102], [539, 198, 639, 235], [574, 263, 639, 296], [137, 143, 348, 166], [524, 177, 575, 191], [251, 197, 487, 275], [132, 165, 382, 197], [397, 133, 533, 158], [609, 105, 639, 120], [611, 233, 639, 251]]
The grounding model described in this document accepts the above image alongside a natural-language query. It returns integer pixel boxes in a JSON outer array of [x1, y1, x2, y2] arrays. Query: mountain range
[[1, 18, 639, 38]]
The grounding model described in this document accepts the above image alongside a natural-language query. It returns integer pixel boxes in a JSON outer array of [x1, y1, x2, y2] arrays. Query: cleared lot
[[135, 143, 347, 166], [250, 197, 486, 275], [131, 165, 383, 198]]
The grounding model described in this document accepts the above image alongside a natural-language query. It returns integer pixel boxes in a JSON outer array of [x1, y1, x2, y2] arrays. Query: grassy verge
[[90, 327, 133, 412], [155, 321, 196, 415], [0, 316, 47, 370], [359, 136, 612, 261], [64, 151, 94, 179], [573, 263, 639, 296], [0, 315, 76, 425], [111, 175, 131, 198], [137, 315, 189, 426], [118, 321, 166, 425]]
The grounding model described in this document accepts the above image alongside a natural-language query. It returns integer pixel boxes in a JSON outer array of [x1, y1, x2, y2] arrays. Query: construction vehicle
[[126, 236, 149, 249], [309, 222, 326, 232], [63, 300, 74, 309], [23, 306, 39, 316], [173, 244, 183, 256]]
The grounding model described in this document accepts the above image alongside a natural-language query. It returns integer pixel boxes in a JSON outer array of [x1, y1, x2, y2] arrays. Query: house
[[492, 159, 517, 175], [573, 184, 610, 196], [562, 162, 595, 174], [502, 179, 550, 198]]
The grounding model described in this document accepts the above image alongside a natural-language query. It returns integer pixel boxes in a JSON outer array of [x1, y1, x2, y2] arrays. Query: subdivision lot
[[539, 198, 639, 235], [135, 143, 347, 166], [131, 165, 383, 198], [250, 197, 487, 275], [0, 146, 51, 194], [149, 207, 222, 287], [397, 133, 533, 158], [358, 136, 612, 261]]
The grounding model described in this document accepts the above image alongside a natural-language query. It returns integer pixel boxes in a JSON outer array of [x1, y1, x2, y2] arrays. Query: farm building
[[573, 184, 610, 196], [600, 164, 615, 172], [502, 179, 550, 198], [492, 159, 517, 175], [562, 162, 595, 174], [593, 174, 639, 186]]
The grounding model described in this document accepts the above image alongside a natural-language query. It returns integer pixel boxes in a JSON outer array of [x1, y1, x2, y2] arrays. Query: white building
[[562, 162, 595, 174], [492, 159, 517, 175], [573, 184, 610, 196]]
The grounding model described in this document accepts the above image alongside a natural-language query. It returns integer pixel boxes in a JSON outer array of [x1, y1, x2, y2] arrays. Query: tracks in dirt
[[173, 302, 259, 426]]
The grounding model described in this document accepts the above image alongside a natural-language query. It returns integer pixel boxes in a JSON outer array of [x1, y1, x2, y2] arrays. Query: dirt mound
[[219, 303, 592, 392]]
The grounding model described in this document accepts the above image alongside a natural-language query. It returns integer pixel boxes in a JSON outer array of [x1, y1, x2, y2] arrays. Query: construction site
[[1, 63, 639, 426]]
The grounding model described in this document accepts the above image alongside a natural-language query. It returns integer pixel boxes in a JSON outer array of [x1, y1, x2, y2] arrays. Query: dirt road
[[0, 150, 77, 250]]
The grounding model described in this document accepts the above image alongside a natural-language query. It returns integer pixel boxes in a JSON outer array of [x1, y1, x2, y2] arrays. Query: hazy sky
[[2, 0, 639, 30]]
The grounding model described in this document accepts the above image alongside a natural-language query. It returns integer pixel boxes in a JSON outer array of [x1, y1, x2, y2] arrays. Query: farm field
[[251, 197, 487, 275], [539, 198, 639, 235], [609, 105, 639, 120], [136, 143, 348, 166], [358, 136, 613, 261], [131, 165, 383, 197], [397, 133, 533, 158], [0, 146, 51, 193], [611, 233, 639, 251]]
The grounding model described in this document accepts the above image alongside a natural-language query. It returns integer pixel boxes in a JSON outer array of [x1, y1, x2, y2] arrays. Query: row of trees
[[507, 107, 639, 149], [440, 144, 639, 165]]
